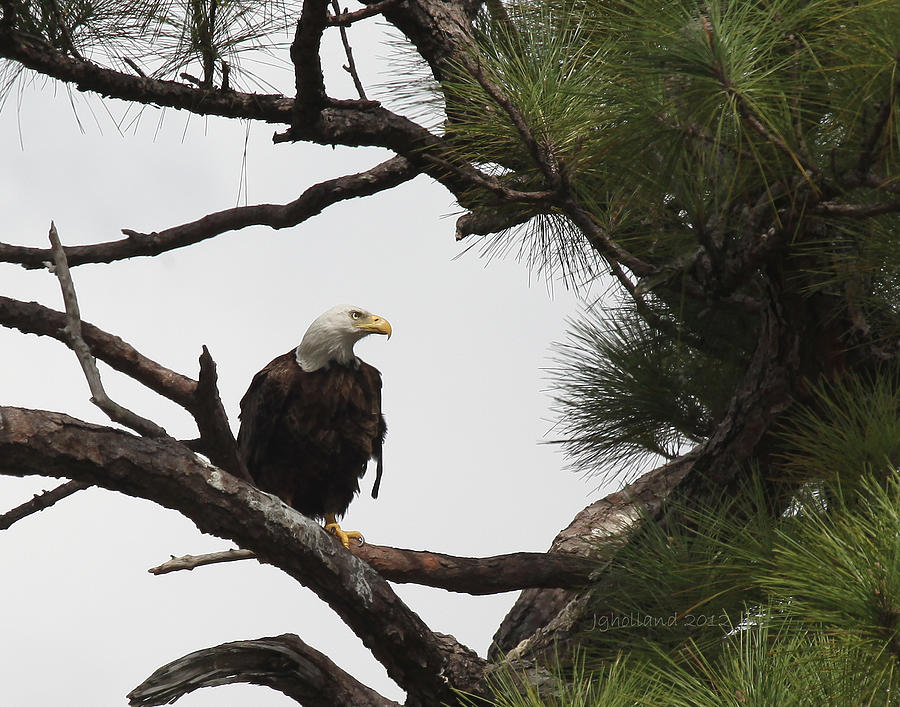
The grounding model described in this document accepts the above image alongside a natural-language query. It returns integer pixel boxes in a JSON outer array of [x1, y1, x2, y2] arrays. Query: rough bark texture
[[491, 454, 694, 658], [128, 634, 401, 707], [0, 406, 488, 706]]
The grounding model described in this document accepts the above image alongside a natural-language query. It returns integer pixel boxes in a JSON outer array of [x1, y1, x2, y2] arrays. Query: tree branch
[[0, 296, 196, 407], [148, 543, 597, 594], [491, 453, 695, 658], [0, 480, 90, 531], [460, 56, 562, 191], [325, 0, 400, 27], [291, 0, 330, 121], [47, 222, 169, 438], [331, 0, 368, 100], [195, 346, 251, 481], [0, 29, 293, 123], [0, 156, 419, 269], [148, 548, 258, 574], [0, 296, 247, 478], [0, 407, 488, 704], [812, 199, 900, 218], [128, 633, 400, 707]]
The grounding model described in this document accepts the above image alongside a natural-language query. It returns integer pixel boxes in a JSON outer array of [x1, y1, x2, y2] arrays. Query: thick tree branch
[[291, 0, 330, 120], [0, 407, 488, 705], [128, 633, 399, 707], [380, 0, 482, 84], [148, 543, 597, 594], [0, 156, 419, 269], [0, 479, 90, 531], [0, 30, 293, 123], [492, 453, 695, 657]]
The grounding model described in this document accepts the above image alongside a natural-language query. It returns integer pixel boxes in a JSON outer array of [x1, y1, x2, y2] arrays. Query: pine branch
[[0, 29, 293, 123], [857, 75, 900, 175], [0, 156, 419, 269], [459, 55, 563, 191]]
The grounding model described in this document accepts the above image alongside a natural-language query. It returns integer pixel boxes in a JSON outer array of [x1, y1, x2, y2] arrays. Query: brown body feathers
[[237, 351, 386, 520]]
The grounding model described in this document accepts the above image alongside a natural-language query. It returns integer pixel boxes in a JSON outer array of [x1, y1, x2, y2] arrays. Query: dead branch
[[0, 480, 90, 531], [0, 296, 196, 407], [325, 0, 400, 27], [0, 406, 489, 704], [128, 633, 400, 707], [0, 156, 418, 269], [195, 346, 250, 481], [148, 548, 257, 574], [47, 222, 168, 438], [331, 0, 368, 100], [149, 543, 597, 593], [0, 296, 245, 477]]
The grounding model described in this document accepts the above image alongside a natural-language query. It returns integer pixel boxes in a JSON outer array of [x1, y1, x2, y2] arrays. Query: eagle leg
[[324, 513, 364, 549]]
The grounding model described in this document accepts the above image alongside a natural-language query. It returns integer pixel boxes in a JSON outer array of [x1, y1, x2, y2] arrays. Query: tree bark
[[127, 634, 401, 707], [147, 544, 598, 594], [0, 406, 487, 706]]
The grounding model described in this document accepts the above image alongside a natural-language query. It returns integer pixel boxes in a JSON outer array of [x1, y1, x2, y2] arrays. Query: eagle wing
[[237, 351, 298, 484], [357, 360, 387, 498]]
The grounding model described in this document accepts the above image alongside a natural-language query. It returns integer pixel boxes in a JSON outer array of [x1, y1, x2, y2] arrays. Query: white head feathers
[[295, 304, 392, 372]]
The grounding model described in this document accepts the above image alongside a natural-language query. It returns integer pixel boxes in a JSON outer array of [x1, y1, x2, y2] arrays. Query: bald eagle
[[237, 304, 391, 547]]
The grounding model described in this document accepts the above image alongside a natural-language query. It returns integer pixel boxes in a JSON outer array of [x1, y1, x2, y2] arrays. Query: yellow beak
[[358, 314, 392, 339]]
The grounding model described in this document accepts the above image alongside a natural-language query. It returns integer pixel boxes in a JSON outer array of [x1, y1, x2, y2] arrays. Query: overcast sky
[[0, 20, 618, 706]]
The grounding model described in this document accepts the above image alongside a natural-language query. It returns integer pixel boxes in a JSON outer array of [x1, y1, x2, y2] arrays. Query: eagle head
[[296, 304, 392, 371]]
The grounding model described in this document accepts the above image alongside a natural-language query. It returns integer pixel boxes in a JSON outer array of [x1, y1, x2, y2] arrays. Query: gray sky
[[0, 21, 617, 705]]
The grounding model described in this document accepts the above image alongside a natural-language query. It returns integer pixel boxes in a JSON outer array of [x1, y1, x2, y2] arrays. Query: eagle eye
[[350, 310, 362, 320]]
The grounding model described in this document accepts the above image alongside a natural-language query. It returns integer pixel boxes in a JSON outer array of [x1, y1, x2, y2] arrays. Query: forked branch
[[47, 222, 168, 438], [0, 295, 245, 478]]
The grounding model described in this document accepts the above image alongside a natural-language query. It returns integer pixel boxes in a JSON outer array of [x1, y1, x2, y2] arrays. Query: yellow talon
[[324, 513, 364, 548]]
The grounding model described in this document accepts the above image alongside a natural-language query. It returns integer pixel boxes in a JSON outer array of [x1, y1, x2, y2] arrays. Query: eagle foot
[[324, 516, 364, 549]]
